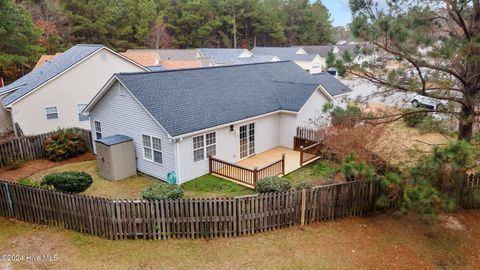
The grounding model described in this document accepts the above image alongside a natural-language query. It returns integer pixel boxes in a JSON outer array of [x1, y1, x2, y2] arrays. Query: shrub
[[310, 161, 339, 178], [142, 183, 184, 200], [416, 115, 451, 135], [294, 181, 314, 190], [4, 158, 23, 171], [18, 178, 43, 188], [402, 108, 427, 127], [330, 104, 363, 127], [256, 177, 292, 193], [340, 153, 376, 181], [42, 171, 92, 193], [44, 128, 87, 161]]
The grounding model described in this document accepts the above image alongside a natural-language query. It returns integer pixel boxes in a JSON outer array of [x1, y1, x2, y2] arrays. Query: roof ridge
[[117, 60, 293, 76]]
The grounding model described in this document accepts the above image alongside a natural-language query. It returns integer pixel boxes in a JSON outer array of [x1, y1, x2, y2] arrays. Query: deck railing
[[209, 155, 285, 188]]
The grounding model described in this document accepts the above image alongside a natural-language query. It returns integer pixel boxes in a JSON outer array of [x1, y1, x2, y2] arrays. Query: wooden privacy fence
[[209, 155, 285, 188], [0, 179, 398, 240], [0, 128, 92, 167]]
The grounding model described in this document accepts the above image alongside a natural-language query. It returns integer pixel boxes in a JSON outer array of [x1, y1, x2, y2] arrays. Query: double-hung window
[[193, 132, 216, 162], [142, 134, 162, 164], [94, 121, 102, 139], [77, 104, 89, 121], [45, 106, 58, 120]]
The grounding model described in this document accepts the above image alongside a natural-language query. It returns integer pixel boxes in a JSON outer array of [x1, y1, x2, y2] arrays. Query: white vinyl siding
[[45, 106, 58, 120], [10, 49, 145, 135], [89, 82, 175, 182], [77, 103, 89, 121], [143, 134, 162, 164], [177, 113, 285, 183]]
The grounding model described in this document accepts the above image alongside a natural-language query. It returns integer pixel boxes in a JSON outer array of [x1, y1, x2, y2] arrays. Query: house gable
[[10, 48, 146, 135], [89, 81, 176, 181]]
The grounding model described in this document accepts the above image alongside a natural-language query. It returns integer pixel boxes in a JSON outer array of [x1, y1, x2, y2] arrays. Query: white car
[[411, 94, 448, 110]]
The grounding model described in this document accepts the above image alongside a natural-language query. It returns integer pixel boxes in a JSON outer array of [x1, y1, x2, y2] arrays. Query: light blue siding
[[89, 81, 176, 181]]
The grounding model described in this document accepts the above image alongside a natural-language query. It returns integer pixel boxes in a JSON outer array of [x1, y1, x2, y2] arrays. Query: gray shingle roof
[[156, 49, 201, 60], [198, 48, 253, 65], [251, 47, 318, 61], [295, 45, 335, 57], [96, 134, 133, 146], [1, 44, 103, 106], [114, 61, 351, 137], [311, 72, 352, 96]]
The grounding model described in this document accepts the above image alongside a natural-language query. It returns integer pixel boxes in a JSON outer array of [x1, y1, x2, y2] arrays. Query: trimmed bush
[[142, 183, 184, 200], [256, 177, 291, 193], [44, 128, 87, 161], [402, 108, 427, 127], [42, 171, 92, 193], [294, 181, 314, 190]]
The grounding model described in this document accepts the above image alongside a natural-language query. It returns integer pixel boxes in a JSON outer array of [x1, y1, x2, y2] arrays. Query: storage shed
[[95, 134, 137, 181]]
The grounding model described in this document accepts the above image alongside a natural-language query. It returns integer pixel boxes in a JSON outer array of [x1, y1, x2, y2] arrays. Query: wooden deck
[[236, 147, 301, 175]]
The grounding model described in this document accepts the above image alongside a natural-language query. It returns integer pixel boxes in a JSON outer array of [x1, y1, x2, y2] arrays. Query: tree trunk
[[458, 104, 474, 141]]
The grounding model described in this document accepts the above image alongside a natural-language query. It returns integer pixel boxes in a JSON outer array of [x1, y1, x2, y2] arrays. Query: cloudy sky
[[321, 0, 352, 27], [321, 0, 388, 27]]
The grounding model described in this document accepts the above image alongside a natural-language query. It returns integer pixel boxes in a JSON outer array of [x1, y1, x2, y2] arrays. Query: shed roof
[[96, 134, 133, 146], [0, 44, 104, 106], [111, 61, 351, 137]]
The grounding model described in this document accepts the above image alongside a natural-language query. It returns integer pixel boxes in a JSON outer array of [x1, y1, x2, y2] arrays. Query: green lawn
[[182, 174, 256, 198], [28, 161, 254, 199], [285, 160, 339, 186], [29, 160, 158, 199]]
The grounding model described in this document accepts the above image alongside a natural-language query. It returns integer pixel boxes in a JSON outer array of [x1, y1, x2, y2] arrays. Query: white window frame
[[77, 103, 89, 121], [142, 134, 163, 164], [193, 132, 216, 163], [94, 121, 102, 140], [45, 106, 59, 120]]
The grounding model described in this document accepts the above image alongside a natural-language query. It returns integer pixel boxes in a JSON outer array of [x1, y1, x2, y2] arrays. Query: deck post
[[281, 154, 285, 175], [253, 167, 258, 186], [208, 156, 212, 173], [299, 146, 304, 166]]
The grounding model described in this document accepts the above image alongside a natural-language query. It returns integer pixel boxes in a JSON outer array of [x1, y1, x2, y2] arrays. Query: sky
[[321, 0, 353, 27]]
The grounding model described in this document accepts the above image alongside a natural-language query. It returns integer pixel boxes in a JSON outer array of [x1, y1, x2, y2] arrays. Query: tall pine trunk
[[458, 104, 474, 141]]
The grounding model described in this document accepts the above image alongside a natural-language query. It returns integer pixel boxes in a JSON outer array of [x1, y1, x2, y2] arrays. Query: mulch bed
[[0, 152, 95, 182]]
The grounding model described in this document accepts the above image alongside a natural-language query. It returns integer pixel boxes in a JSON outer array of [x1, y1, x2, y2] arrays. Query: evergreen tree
[[0, 0, 44, 82]]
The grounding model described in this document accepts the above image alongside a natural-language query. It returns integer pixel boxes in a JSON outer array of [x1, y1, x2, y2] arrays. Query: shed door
[[96, 144, 112, 179]]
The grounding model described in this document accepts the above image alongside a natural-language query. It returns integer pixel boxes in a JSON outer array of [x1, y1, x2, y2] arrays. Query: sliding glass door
[[239, 123, 255, 159]]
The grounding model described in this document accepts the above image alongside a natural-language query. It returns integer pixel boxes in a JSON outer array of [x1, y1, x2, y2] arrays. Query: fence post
[[281, 154, 286, 175], [300, 189, 307, 226], [253, 167, 258, 186], [299, 146, 304, 166]]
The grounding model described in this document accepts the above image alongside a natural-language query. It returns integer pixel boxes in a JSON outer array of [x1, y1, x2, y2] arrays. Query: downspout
[[5, 107, 17, 137], [172, 137, 183, 184]]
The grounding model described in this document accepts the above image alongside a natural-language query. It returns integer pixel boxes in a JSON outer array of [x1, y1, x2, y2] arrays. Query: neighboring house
[[125, 49, 213, 69], [83, 61, 351, 184], [198, 48, 279, 66], [160, 59, 214, 69], [120, 51, 161, 66], [0, 44, 148, 136], [251, 47, 323, 74], [33, 54, 62, 70]]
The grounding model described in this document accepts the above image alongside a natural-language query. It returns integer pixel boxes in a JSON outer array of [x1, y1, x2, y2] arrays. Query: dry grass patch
[[1, 211, 480, 269]]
